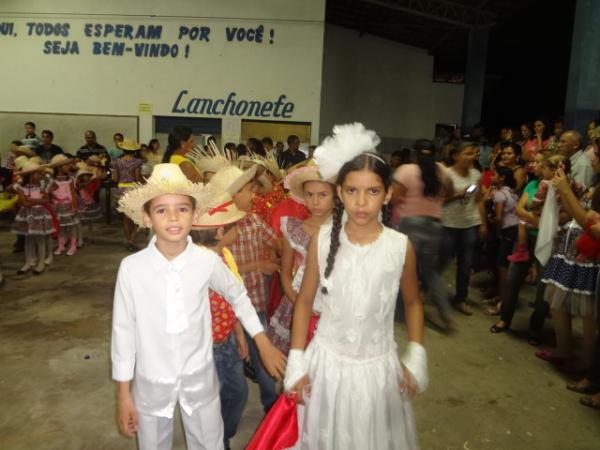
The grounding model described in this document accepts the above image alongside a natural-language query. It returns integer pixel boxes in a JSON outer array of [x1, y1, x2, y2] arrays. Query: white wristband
[[400, 341, 428, 393], [283, 349, 307, 392]]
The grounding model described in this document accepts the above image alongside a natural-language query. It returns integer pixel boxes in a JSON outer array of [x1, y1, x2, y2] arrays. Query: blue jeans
[[245, 311, 278, 411], [213, 335, 248, 447], [443, 226, 479, 303], [398, 216, 451, 318]]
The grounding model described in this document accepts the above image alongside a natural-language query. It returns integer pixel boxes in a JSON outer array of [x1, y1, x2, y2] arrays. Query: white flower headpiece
[[314, 122, 382, 181]]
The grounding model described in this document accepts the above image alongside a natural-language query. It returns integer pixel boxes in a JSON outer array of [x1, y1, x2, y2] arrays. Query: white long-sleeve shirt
[[111, 236, 263, 418]]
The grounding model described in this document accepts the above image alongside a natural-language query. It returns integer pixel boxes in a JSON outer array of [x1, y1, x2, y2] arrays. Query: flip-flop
[[535, 350, 572, 365], [567, 381, 600, 395], [580, 395, 600, 410], [490, 323, 509, 334], [453, 302, 472, 316]]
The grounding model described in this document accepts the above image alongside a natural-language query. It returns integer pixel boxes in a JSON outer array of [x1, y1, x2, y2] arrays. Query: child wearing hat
[[75, 163, 103, 246], [190, 191, 252, 450], [12, 160, 56, 275], [112, 139, 143, 251], [209, 165, 283, 412], [48, 154, 79, 256], [112, 163, 285, 450]]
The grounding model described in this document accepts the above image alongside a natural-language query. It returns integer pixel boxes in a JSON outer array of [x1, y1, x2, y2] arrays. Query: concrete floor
[[1, 220, 599, 450]]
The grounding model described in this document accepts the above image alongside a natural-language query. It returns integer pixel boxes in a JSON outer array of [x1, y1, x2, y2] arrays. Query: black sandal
[[490, 323, 509, 334]]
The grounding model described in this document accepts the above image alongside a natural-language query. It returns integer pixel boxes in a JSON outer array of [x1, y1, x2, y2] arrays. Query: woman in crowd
[[394, 139, 453, 328], [161, 126, 202, 183], [442, 141, 486, 315], [146, 138, 162, 167], [499, 141, 527, 192]]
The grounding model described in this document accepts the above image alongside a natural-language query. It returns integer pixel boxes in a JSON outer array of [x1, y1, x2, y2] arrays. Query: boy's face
[[234, 181, 256, 212], [25, 124, 35, 135], [143, 194, 197, 244]]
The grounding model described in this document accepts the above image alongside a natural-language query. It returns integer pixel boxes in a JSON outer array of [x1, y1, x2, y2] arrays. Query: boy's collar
[[149, 235, 193, 272]]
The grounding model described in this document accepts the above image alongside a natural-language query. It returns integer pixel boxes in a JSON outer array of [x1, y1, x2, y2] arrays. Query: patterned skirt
[[80, 202, 103, 223], [12, 205, 56, 236], [268, 296, 294, 355], [54, 202, 79, 228]]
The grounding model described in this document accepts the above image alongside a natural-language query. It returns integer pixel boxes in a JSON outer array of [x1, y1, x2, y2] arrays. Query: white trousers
[[137, 396, 224, 450]]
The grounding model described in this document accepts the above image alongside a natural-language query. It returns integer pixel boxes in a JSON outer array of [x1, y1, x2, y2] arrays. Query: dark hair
[[236, 143, 248, 156], [321, 152, 392, 294], [261, 137, 273, 147], [148, 138, 160, 151], [287, 134, 299, 145], [41, 129, 54, 139], [25, 121, 35, 128], [499, 141, 522, 163], [247, 137, 266, 156], [224, 142, 237, 152], [11, 140, 22, 146], [143, 195, 196, 214], [493, 165, 516, 190], [162, 126, 193, 163], [113, 132, 124, 140], [190, 228, 219, 247], [413, 139, 443, 197], [533, 118, 552, 141]]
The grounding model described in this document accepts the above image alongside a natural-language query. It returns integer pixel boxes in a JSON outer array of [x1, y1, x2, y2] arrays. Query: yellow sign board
[[138, 103, 153, 114]]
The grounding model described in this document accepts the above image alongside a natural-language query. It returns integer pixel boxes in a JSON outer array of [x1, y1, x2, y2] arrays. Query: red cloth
[[577, 219, 600, 260], [246, 393, 299, 450], [252, 183, 288, 226], [270, 198, 310, 236], [209, 290, 236, 342], [306, 313, 320, 347]]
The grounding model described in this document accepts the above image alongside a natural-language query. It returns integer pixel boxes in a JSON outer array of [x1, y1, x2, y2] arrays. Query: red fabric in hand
[[246, 393, 299, 450]]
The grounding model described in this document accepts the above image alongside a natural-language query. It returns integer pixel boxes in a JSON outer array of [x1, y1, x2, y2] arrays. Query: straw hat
[[187, 143, 236, 179], [47, 154, 73, 168], [119, 139, 141, 152], [86, 155, 102, 166], [29, 156, 43, 165], [118, 163, 212, 228], [287, 165, 330, 203], [14, 155, 29, 170], [193, 191, 246, 228], [208, 165, 258, 196], [75, 167, 95, 179], [18, 160, 44, 175], [13, 146, 34, 157], [247, 153, 285, 181]]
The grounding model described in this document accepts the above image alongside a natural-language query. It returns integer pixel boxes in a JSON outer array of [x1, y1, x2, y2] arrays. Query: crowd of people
[[0, 117, 599, 449]]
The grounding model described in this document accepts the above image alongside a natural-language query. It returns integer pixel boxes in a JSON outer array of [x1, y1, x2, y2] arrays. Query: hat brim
[[118, 181, 212, 228], [48, 157, 74, 168], [227, 165, 258, 195], [193, 209, 246, 228], [17, 166, 44, 175], [14, 149, 35, 157]]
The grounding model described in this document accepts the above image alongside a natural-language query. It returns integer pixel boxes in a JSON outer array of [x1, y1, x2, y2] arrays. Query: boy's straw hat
[[13, 146, 35, 157], [14, 155, 30, 170], [47, 154, 73, 168], [187, 142, 237, 178], [193, 191, 246, 228], [208, 165, 258, 196], [119, 139, 141, 152], [118, 163, 212, 228], [287, 164, 329, 203], [18, 160, 44, 175], [76, 167, 95, 179], [86, 155, 102, 166]]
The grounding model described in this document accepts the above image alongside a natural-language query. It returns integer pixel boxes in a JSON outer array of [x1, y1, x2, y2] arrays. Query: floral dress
[[113, 157, 142, 198], [12, 185, 56, 236], [268, 217, 311, 354], [541, 188, 599, 317]]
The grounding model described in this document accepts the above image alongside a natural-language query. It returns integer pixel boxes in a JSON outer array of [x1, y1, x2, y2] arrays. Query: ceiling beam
[[359, 0, 497, 28]]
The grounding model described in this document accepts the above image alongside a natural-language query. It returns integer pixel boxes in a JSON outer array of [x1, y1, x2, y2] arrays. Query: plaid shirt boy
[[230, 212, 278, 312]]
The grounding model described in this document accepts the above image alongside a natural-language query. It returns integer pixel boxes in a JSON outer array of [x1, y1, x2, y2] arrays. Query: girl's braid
[[321, 196, 344, 294]]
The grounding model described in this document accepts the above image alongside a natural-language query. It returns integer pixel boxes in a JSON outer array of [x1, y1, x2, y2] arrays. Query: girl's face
[[501, 147, 517, 166], [233, 181, 257, 212], [500, 128, 513, 141], [521, 125, 531, 140], [303, 180, 334, 218], [541, 163, 555, 181], [490, 170, 502, 186], [533, 154, 544, 177], [533, 121, 545, 136], [454, 146, 476, 168], [30, 171, 43, 184], [58, 164, 70, 175], [337, 169, 391, 227], [587, 121, 597, 139], [181, 135, 195, 153]]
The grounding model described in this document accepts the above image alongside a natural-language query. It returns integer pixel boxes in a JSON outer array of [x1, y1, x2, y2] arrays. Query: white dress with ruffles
[[296, 222, 418, 450]]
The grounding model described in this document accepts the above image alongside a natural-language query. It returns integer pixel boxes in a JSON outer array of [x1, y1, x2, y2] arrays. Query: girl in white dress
[[283, 123, 428, 450]]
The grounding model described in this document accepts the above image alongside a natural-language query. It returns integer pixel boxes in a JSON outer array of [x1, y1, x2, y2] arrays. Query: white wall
[[320, 25, 463, 151], [0, 0, 325, 158]]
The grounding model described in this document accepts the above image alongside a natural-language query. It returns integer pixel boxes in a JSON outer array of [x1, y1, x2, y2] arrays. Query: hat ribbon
[[208, 200, 234, 216]]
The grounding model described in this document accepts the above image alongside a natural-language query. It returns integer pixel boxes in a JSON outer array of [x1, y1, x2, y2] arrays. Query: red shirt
[[209, 248, 240, 342], [252, 183, 287, 226]]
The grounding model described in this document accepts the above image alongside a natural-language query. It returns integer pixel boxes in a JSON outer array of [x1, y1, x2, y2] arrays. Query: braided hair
[[321, 152, 392, 294]]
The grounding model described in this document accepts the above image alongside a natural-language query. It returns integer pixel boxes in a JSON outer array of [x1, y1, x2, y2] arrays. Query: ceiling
[[325, 0, 536, 76]]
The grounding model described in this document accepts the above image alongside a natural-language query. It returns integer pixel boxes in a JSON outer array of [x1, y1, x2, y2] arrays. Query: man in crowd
[[277, 134, 306, 168], [77, 130, 108, 161], [35, 130, 64, 162], [558, 130, 594, 188]]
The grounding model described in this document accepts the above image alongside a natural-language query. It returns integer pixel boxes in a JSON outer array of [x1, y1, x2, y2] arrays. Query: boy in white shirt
[[112, 164, 286, 450]]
